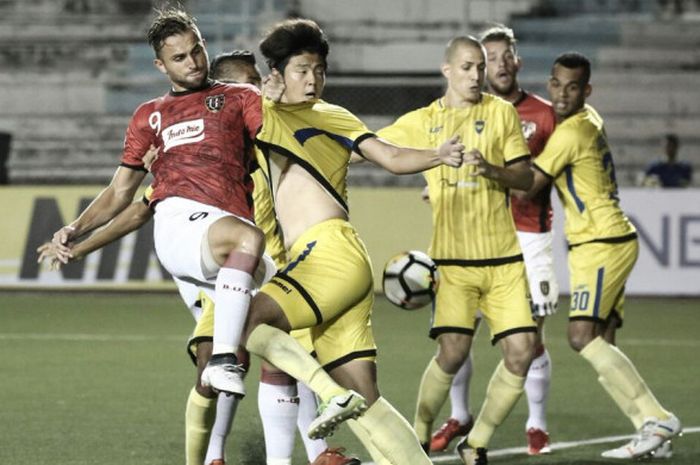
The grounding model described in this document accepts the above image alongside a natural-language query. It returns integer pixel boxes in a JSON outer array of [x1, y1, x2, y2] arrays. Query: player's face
[[547, 64, 591, 120], [154, 29, 209, 92], [442, 43, 486, 106], [281, 52, 325, 104], [483, 39, 520, 96]]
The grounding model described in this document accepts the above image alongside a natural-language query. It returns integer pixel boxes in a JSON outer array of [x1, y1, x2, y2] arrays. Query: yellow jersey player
[[238, 18, 464, 465], [377, 36, 537, 465], [525, 52, 681, 459], [428, 24, 559, 456]]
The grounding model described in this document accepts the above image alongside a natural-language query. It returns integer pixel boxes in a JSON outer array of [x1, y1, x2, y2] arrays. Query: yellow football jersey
[[534, 105, 636, 246], [378, 94, 529, 264], [251, 157, 287, 268], [256, 98, 375, 213]]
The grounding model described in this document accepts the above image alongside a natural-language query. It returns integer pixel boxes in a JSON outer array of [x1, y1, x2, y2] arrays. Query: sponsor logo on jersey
[[429, 125, 443, 134], [475, 120, 485, 134], [162, 119, 205, 152], [205, 94, 225, 112], [521, 120, 537, 141]]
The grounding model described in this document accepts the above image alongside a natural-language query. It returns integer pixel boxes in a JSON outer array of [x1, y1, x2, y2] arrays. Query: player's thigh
[[479, 262, 537, 344], [568, 240, 638, 323], [153, 197, 234, 281], [260, 220, 374, 329], [430, 266, 483, 340], [327, 359, 379, 404], [312, 287, 377, 372]]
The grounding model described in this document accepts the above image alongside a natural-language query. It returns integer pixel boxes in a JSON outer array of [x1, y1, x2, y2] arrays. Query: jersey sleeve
[[323, 104, 376, 155], [533, 126, 577, 178], [121, 104, 155, 170], [376, 110, 429, 149], [141, 184, 154, 205], [502, 104, 531, 164], [241, 85, 263, 140]]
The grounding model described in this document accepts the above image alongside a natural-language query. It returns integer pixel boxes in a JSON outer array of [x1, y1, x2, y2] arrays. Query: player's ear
[[584, 83, 592, 98], [440, 62, 450, 79], [515, 55, 523, 72], [153, 58, 167, 75]]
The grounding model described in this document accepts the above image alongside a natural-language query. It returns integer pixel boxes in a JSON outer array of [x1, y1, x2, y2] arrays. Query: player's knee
[[568, 330, 594, 352], [436, 339, 470, 373], [237, 224, 266, 256]]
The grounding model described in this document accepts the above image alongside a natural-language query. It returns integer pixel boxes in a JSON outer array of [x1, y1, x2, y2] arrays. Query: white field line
[[367, 427, 700, 464]]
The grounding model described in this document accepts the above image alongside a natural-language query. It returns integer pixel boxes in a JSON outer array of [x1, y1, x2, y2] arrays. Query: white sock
[[204, 393, 238, 464], [213, 268, 253, 355], [449, 352, 473, 424], [297, 381, 328, 461], [525, 347, 551, 431], [258, 381, 299, 464]]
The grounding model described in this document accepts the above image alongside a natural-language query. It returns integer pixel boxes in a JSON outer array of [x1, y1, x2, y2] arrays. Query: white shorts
[[516, 230, 559, 316], [172, 276, 204, 321], [154, 197, 276, 291]]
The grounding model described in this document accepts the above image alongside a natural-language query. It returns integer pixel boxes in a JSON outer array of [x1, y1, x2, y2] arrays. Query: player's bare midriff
[[275, 160, 347, 249]]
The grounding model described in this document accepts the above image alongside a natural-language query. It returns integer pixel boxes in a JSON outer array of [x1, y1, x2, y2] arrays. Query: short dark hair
[[259, 18, 329, 72], [553, 52, 591, 85], [479, 23, 518, 52], [210, 50, 257, 80], [444, 35, 484, 62], [147, 7, 199, 57], [665, 133, 679, 146]]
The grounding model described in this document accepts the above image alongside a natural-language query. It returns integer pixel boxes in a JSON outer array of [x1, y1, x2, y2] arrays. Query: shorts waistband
[[288, 218, 354, 254]]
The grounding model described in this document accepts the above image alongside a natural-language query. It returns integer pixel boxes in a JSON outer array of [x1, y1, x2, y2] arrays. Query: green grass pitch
[[0, 292, 698, 464]]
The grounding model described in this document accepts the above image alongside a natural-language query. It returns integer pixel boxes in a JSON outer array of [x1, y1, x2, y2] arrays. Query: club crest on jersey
[[205, 94, 225, 112], [474, 120, 485, 134], [521, 120, 537, 141]]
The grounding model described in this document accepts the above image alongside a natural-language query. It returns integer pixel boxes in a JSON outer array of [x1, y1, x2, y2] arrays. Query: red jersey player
[[48, 9, 267, 401], [430, 25, 559, 457]]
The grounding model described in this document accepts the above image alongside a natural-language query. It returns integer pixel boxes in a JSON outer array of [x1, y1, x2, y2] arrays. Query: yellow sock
[[246, 324, 345, 402], [414, 357, 454, 443], [580, 337, 670, 421], [598, 375, 645, 429], [348, 419, 392, 465], [468, 361, 525, 449], [185, 387, 216, 465], [356, 397, 432, 465]]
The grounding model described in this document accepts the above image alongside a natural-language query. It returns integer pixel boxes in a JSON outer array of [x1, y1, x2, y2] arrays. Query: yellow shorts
[[568, 238, 638, 324], [260, 219, 377, 371], [431, 261, 536, 344], [186, 291, 315, 365]]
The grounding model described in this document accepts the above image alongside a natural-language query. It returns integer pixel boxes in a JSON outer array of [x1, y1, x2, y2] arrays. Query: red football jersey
[[121, 81, 262, 220], [511, 92, 556, 233]]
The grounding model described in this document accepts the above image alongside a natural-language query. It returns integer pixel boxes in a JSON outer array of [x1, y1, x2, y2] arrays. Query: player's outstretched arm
[[358, 135, 464, 174], [50, 167, 146, 257], [464, 151, 533, 190], [38, 199, 153, 267]]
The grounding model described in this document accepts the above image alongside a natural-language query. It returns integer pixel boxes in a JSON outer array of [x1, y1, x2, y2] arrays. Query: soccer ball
[[382, 250, 439, 310]]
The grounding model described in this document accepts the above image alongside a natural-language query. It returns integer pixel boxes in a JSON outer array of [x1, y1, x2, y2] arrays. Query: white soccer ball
[[382, 250, 439, 310]]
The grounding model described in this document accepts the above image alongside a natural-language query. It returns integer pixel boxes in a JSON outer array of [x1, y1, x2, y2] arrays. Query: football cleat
[[650, 440, 673, 459], [430, 417, 474, 452], [309, 447, 361, 465], [455, 437, 488, 465], [601, 414, 681, 459], [200, 353, 246, 397], [526, 427, 552, 455], [308, 390, 368, 439]]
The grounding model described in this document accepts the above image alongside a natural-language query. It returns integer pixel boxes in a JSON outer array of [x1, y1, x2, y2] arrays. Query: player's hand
[[143, 144, 160, 172], [262, 69, 285, 103], [421, 185, 430, 203], [438, 135, 464, 168], [464, 149, 495, 178], [50, 225, 77, 259], [37, 241, 72, 270]]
